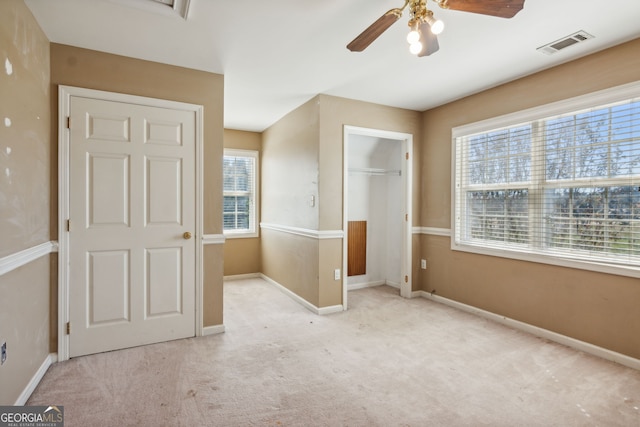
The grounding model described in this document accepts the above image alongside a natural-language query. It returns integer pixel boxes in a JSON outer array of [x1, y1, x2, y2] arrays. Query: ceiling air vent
[[537, 31, 594, 55], [110, 0, 190, 19]]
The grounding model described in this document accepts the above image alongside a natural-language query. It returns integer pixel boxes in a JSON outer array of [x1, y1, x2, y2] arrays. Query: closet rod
[[348, 167, 401, 176]]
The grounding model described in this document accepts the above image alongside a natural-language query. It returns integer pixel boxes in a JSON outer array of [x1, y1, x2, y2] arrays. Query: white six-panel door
[[67, 95, 196, 357]]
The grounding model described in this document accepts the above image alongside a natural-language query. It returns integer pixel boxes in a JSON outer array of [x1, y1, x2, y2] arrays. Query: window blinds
[[223, 154, 256, 232], [454, 97, 640, 266]]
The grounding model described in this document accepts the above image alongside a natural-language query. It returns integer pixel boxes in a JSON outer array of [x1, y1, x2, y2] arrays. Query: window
[[453, 82, 640, 276], [223, 149, 258, 238]]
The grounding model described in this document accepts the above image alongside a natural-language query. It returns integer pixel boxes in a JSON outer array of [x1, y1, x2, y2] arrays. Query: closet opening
[[342, 126, 413, 310]]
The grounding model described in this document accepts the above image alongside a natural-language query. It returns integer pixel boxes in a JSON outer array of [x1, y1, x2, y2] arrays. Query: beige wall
[[0, 0, 51, 404], [223, 129, 261, 276], [0, 1, 50, 256], [420, 38, 640, 359], [318, 95, 423, 229], [49, 44, 225, 327], [262, 97, 320, 229], [261, 97, 321, 305], [261, 95, 422, 308]]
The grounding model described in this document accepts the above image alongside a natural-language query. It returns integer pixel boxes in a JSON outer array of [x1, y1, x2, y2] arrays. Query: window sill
[[451, 240, 640, 279], [224, 231, 259, 239]]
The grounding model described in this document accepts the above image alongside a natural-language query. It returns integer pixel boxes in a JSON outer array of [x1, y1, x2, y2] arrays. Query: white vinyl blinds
[[453, 83, 640, 271], [223, 150, 258, 236]]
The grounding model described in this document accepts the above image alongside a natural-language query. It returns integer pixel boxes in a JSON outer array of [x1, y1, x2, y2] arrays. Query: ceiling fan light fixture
[[407, 22, 421, 44], [409, 40, 423, 55], [347, 0, 526, 56], [425, 13, 444, 34], [407, 30, 421, 44]]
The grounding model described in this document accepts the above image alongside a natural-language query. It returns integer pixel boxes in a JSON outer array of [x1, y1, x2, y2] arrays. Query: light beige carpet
[[28, 278, 640, 426]]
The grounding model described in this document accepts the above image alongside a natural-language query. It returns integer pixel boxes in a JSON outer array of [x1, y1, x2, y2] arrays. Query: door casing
[[342, 125, 413, 310], [57, 85, 204, 361]]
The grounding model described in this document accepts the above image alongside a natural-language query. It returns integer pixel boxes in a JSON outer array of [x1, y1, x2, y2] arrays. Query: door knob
[[183, 231, 192, 240]]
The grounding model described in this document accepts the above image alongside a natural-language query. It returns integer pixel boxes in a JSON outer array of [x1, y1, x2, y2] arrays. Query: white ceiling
[[25, 0, 640, 132]]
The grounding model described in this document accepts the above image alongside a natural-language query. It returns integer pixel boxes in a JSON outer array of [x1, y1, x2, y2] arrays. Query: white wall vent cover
[[537, 31, 594, 55], [109, 0, 191, 19]]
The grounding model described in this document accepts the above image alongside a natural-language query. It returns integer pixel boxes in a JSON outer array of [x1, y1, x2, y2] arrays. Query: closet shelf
[[348, 167, 401, 176]]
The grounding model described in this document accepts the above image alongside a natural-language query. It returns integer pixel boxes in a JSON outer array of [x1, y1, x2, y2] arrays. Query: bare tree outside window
[[456, 97, 640, 265]]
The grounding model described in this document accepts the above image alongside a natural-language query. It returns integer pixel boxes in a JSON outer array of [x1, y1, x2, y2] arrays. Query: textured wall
[[0, 0, 51, 405], [0, 0, 50, 256]]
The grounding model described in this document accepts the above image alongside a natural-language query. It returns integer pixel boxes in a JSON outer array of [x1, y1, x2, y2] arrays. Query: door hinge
[[404, 275, 409, 283], [406, 152, 409, 160], [66, 116, 71, 129], [67, 219, 71, 232], [405, 214, 408, 221], [66, 322, 71, 335]]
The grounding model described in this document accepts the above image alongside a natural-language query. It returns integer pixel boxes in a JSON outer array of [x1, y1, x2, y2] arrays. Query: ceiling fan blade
[[438, 0, 525, 18], [417, 22, 439, 57], [347, 9, 403, 52]]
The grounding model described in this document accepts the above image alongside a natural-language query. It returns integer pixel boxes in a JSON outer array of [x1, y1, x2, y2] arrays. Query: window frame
[[451, 81, 640, 279], [223, 149, 259, 239]]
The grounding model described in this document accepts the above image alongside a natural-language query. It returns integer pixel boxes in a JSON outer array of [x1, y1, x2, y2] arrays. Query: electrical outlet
[[1, 342, 6, 365], [421, 259, 427, 269], [334, 269, 341, 280]]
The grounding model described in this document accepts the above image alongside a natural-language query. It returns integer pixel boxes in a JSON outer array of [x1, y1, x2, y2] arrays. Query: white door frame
[[342, 125, 413, 310], [57, 85, 204, 362]]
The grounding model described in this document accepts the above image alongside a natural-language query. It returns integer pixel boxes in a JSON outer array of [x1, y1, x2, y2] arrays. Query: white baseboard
[[348, 280, 385, 291], [223, 273, 261, 281], [202, 324, 225, 336], [317, 305, 344, 315], [414, 290, 640, 371], [348, 280, 400, 291], [15, 353, 57, 405], [385, 280, 401, 289], [260, 274, 344, 315]]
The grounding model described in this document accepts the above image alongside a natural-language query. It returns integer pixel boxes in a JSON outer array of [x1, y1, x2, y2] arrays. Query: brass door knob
[[183, 231, 192, 240]]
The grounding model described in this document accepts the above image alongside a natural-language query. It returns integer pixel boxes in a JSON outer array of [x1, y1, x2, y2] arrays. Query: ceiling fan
[[347, 0, 525, 57]]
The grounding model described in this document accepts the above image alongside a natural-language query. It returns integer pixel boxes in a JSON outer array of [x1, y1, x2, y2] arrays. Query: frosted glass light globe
[[409, 41, 423, 55], [431, 19, 444, 35], [407, 30, 420, 44]]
